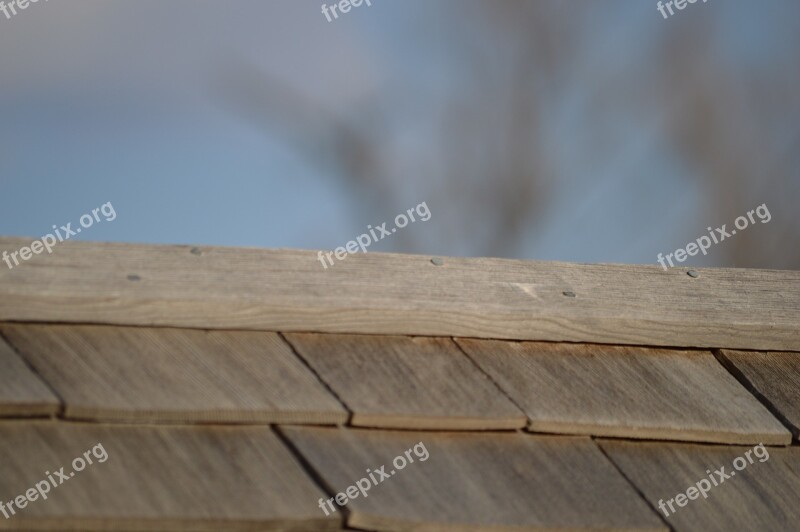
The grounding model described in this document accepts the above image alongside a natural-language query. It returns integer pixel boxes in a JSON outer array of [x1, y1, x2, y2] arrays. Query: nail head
[[431, 257, 444, 266], [127, 274, 141, 282], [687, 270, 699, 278], [563, 291, 576, 298]]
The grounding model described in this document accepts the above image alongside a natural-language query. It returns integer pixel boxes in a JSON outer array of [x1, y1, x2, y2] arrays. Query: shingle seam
[[271, 426, 351, 527], [279, 332, 354, 426], [593, 436, 676, 532], [451, 336, 529, 422], [712, 349, 800, 443], [0, 329, 65, 418]]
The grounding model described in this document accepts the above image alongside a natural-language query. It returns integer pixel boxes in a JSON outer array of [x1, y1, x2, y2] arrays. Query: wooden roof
[[1, 236, 799, 531]]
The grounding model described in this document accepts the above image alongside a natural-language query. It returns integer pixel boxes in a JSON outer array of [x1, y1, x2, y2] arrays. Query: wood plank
[[0, 237, 797, 351], [281, 426, 666, 531], [1, 324, 347, 424], [717, 349, 800, 441], [284, 333, 525, 430], [599, 439, 800, 532], [0, 421, 340, 531], [456, 339, 792, 445], [0, 337, 59, 417]]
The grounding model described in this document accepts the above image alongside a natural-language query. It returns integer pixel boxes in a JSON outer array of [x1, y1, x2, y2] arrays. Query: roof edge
[[1, 237, 798, 351]]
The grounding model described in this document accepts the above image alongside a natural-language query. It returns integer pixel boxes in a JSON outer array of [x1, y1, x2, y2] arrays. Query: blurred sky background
[[0, 0, 798, 269]]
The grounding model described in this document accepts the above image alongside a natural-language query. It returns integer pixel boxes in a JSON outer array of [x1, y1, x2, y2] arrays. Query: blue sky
[[1, 1, 797, 268]]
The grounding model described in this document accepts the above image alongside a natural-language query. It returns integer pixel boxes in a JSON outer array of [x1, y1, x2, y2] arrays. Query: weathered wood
[[0, 238, 798, 351], [600, 439, 800, 532], [285, 333, 525, 430], [0, 421, 341, 530], [457, 339, 792, 445], [1, 324, 347, 424], [282, 426, 667, 531], [0, 337, 59, 417], [717, 349, 800, 441]]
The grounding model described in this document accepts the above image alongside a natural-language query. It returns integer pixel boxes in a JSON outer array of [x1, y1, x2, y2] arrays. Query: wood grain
[[0, 237, 797, 351], [717, 349, 800, 441], [285, 333, 525, 430], [1, 324, 347, 424], [600, 439, 800, 532], [457, 339, 792, 445], [282, 426, 666, 531], [0, 337, 59, 417], [0, 421, 340, 531]]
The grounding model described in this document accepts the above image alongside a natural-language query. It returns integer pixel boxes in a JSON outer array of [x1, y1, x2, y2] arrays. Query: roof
[[1, 236, 799, 531]]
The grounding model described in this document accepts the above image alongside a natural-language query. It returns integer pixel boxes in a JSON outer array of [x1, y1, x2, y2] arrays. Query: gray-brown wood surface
[[1, 324, 347, 424], [600, 439, 800, 532], [285, 333, 526, 430], [1, 236, 799, 531], [717, 349, 800, 441], [0, 337, 59, 417], [457, 339, 792, 445], [282, 426, 667, 531], [1, 237, 798, 351], [0, 422, 341, 530]]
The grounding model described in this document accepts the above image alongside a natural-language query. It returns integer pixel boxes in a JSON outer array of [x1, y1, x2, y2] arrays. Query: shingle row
[[2, 421, 799, 531], [2, 324, 795, 445], [3, 324, 800, 531]]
